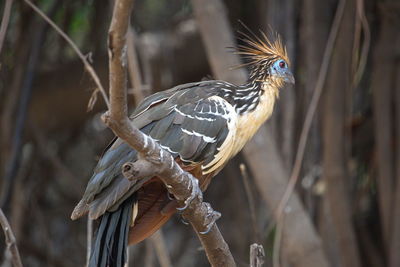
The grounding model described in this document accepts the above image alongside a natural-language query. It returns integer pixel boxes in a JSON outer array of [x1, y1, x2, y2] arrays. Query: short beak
[[284, 71, 295, 85]]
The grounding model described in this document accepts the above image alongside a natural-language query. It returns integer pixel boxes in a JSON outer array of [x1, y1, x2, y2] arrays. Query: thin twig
[[271, 1, 347, 266], [144, 240, 155, 267], [353, 0, 370, 87], [0, 209, 23, 267], [0, 2, 53, 208], [150, 231, 173, 267], [86, 218, 93, 267], [274, 0, 347, 223], [240, 164, 260, 242], [127, 26, 146, 104], [30, 123, 82, 203], [272, 214, 283, 267], [250, 243, 265, 267], [0, 0, 13, 55], [23, 0, 110, 110]]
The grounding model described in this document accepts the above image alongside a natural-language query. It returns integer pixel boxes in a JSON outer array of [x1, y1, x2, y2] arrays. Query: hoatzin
[[71, 32, 294, 267]]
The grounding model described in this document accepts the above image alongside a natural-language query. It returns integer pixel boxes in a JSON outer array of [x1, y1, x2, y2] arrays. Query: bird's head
[[236, 31, 295, 88]]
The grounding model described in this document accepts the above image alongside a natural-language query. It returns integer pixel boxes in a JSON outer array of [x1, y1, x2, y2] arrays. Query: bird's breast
[[232, 88, 277, 156]]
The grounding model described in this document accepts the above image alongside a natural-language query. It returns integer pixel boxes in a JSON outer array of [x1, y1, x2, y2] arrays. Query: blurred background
[[0, 0, 399, 266]]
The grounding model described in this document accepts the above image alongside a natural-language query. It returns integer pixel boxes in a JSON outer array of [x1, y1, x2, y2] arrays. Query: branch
[[149, 231, 172, 267], [126, 25, 172, 267], [127, 26, 146, 104], [239, 164, 260, 242], [191, 0, 329, 266], [104, 1, 236, 266], [0, 0, 13, 55], [250, 243, 265, 267], [103, 115, 234, 266], [0, 0, 55, 208], [86, 217, 93, 267], [23, 0, 109, 110], [0, 209, 23, 267], [275, 0, 347, 223]]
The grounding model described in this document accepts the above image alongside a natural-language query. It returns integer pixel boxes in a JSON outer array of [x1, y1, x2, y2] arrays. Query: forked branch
[[103, 0, 236, 266]]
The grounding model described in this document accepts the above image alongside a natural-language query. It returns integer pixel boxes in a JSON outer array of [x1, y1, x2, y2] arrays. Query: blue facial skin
[[270, 60, 295, 84]]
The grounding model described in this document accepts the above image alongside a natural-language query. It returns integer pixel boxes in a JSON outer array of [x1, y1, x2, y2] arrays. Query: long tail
[[89, 195, 135, 267]]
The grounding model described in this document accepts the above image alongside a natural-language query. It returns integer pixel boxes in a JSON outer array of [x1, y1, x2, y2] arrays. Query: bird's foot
[[176, 177, 201, 211], [180, 217, 190, 225], [199, 202, 221, 234]]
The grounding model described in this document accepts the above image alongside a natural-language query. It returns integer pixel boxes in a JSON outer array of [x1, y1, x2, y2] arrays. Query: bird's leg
[[121, 133, 221, 234]]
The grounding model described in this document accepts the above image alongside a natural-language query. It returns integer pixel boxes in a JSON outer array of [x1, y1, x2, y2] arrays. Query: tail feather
[[89, 195, 135, 267]]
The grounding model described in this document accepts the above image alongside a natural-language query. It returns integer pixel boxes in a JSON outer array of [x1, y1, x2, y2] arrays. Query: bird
[[71, 31, 294, 267]]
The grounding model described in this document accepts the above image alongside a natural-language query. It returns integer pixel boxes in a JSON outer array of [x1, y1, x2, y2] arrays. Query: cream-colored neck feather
[[201, 84, 279, 175], [232, 83, 279, 156]]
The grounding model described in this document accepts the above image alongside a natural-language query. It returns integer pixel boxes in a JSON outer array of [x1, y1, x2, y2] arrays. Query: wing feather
[[72, 81, 238, 220]]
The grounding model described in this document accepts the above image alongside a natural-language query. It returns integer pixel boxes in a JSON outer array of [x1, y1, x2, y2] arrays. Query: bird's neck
[[230, 81, 279, 156], [233, 76, 279, 115]]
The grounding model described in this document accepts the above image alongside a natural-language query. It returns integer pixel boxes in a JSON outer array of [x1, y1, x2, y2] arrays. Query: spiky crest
[[235, 29, 290, 69]]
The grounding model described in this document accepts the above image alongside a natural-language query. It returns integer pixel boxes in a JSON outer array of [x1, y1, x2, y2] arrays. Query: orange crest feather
[[235, 29, 290, 68]]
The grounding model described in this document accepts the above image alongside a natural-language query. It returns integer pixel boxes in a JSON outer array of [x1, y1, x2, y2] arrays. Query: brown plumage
[[71, 31, 294, 267]]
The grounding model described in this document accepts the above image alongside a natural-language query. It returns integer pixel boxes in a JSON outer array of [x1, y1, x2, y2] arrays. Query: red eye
[[279, 61, 286, 68]]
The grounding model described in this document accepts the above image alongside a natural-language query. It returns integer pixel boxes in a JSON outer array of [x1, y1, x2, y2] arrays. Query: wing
[[146, 95, 237, 173], [71, 81, 237, 220]]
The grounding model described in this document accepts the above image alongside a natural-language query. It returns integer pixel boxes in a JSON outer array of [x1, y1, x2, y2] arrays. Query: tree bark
[[371, 1, 398, 256], [191, 0, 247, 84], [0, 209, 23, 267], [385, 3, 400, 267], [104, 1, 236, 266], [191, 0, 329, 266], [391, 56, 400, 267], [298, 0, 330, 191], [262, 0, 297, 168], [245, 129, 329, 267], [322, 1, 361, 267], [298, 0, 335, 262]]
